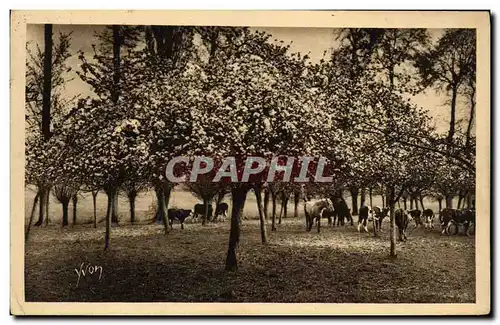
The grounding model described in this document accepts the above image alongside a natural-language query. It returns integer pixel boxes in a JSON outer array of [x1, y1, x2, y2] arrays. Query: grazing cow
[[409, 209, 423, 228], [358, 206, 372, 233], [332, 198, 353, 226], [167, 208, 192, 229], [422, 209, 435, 229], [395, 209, 412, 241], [372, 206, 389, 232], [193, 203, 213, 222], [214, 202, 229, 222], [304, 198, 334, 233], [440, 208, 475, 235]]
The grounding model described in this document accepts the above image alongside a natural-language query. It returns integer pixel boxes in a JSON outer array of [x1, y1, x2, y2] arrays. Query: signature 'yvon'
[[74, 262, 103, 288]]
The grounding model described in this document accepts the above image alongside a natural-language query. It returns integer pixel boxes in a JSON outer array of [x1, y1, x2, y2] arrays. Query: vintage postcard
[[11, 10, 490, 315]]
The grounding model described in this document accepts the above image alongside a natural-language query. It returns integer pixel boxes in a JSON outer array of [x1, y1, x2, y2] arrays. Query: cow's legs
[[181, 222, 184, 230], [317, 216, 321, 233]]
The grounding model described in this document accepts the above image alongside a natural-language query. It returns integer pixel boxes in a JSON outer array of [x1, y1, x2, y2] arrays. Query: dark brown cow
[[168, 208, 192, 229], [422, 208, 435, 229], [193, 203, 213, 222], [395, 209, 411, 241], [214, 202, 229, 221], [409, 209, 423, 228], [331, 197, 353, 226]]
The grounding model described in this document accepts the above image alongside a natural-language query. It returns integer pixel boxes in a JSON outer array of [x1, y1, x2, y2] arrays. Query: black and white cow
[[358, 206, 372, 233], [409, 209, 423, 228], [395, 208, 412, 241], [422, 208, 435, 229], [214, 202, 229, 222], [168, 208, 192, 229], [304, 198, 335, 233], [372, 206, 389, 232]]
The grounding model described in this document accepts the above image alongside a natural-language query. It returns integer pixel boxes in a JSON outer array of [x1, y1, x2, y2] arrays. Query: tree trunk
[[42, 24, 53, 141], [294, 190, 300, 218], [44, 189, 50, 226], [283, 196, 288, 220], [403, 197, 407, 210], [445, 195, 453, 209], [154, 185, 170, 234], [164, 184, 172, 225], [254, 186, 268, 244], [466, 194, 472, 209], [202, 198, 209, 226], [419, 194, 425, 210], [359, 188, 366, 211], [350, 188, 359, 215], [128, 192, 137, 224], [409, 197, 414, 210], [34, 187, 46, 226], [369, 188, 373, 207], [104, 190, 112, 250], [465, 80, 476, 152], [92, 191, 98, 228], [388, 186, 396, 257], [25, 191, 40, 242], [447, 84, 458, 145], [72, 193, 78, 226], [271, 191, 277, 231], [278, 193, 287, 225], [457, 195, 463, 210], [225, 186, 248, 271], [381, 192, 385, 208], [61, 200, 69, 227], [155, 182, 172, 230], [216, 189, 225, 206], [438, 198, 443, 212], [264, 188, 270, 220], [111, 191, 119, 225]]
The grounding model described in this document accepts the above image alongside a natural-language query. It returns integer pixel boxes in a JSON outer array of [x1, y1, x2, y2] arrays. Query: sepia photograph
[[10, 10, 490, 315]]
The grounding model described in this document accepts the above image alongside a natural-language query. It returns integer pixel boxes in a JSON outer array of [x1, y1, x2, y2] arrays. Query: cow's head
[[324, 198, 334, 212]]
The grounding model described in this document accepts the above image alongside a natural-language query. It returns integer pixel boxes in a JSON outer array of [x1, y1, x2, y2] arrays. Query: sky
[[26, 24, 473, 135]]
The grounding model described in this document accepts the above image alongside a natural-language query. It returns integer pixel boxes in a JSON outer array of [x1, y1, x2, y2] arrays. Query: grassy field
[[24, 187, 475, 303]]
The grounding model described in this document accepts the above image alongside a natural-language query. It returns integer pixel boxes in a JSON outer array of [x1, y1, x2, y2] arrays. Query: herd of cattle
[[167, 203, 229, 229], [304, 198, 476, 239], [166, 198, 475, 239]]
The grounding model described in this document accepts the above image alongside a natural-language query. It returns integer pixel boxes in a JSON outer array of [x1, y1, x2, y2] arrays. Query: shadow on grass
[[25, 219, 475, 303]]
